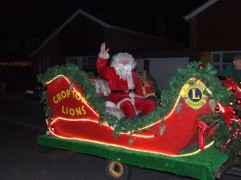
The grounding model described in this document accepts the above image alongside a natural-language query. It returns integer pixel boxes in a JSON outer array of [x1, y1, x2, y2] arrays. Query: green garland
[[37, 62, 232, 133], [37, 62, 241, 163], [205, 82, 241, 164]]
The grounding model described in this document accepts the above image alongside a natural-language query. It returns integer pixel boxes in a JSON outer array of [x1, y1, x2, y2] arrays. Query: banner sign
[[47, 76, 99, 120]]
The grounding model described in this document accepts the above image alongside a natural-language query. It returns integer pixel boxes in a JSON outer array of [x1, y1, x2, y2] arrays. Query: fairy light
[[49, 116, 155, 139], [236, 85, 241, 94], [49, 76, 218, 138], [46, 122, 215, 158], [45, 76, 217, 156], [232, 118, 241, 123], [47, 76, 216, 135], [46, 74, 67, 84], [135, 77, 214, 132], [217, 103, 225, 113], [0, 61, 31, 67], [51, 117, 99, 124]]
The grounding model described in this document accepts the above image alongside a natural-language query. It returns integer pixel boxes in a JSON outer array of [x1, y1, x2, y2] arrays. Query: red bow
[[198, 120, 208, 151], [223, 106, 236, 127]]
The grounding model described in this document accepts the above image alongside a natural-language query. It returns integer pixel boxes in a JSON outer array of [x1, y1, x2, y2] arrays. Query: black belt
[[111, 89, 135, 94]]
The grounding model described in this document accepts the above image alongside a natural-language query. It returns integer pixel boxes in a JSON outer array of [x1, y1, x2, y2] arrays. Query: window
[[65, 56, 97, 72], [26, 38, 40, 49], [212, 54, 220, 62], [8, 40, 19, 50], [82, 57, 97, 72], [211, 51, 241, 75]]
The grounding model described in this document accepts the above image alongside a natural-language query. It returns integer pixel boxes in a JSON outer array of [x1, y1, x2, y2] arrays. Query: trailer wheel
[[105, 160, 132, 180]]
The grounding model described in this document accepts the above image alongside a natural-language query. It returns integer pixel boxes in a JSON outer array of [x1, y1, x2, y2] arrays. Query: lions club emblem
[[181, 81, 207, 110]]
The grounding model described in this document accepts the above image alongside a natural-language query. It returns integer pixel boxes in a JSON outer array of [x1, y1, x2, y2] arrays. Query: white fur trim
[[98, 53, 110, 59], [116, 97, 138, 115], [116, 98, 133, 109], [105, 101, 117, 108], [129, 92, 144, 99], [127, 74, 134, 89]]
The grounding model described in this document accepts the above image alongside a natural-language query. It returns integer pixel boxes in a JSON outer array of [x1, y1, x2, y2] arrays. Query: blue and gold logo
[[181, 81, 207, 109]]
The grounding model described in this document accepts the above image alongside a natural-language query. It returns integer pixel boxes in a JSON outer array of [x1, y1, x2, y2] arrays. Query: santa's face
[[111, 52, 136, 80], [115, 61, 132, 80], [120, 58, 129, 65]]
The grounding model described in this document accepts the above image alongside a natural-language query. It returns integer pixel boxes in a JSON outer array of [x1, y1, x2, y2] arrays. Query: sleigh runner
[[37, 62, 241, 180]]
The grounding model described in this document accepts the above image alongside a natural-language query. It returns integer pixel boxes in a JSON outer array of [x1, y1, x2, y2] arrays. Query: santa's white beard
[[115, 64, 132, 80], [114, 64, 134, 89]]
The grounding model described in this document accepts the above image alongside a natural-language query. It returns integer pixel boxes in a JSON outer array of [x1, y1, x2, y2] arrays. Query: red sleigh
[[44, 73, 216, 156], [37, 62, 241, 180]]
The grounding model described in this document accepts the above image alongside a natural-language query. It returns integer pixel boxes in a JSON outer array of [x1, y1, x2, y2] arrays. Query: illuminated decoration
[[0, 61, 32, 67], [215, 105, 220, 112], [199, 64, 204, 68], [211, 76, 241, 163], [158, 101, 163, 106], [37, 62, 241, 163], [223, 76, 241, 96], [46, 119, 215, 157], [44, 73, 216, 156], [236, 98, 241, 105], [233, 109, 238, 115]]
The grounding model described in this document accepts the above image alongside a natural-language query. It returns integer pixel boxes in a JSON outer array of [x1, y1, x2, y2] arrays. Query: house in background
[[0, 34, 40, 93], [184, 0, 241, 74], [30, 8, 190, 91], [2, 1, 209, 94], [3, 0, 241, 92]]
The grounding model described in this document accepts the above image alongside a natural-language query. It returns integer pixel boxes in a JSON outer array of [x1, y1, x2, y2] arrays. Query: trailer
[[37, 62, 241, 180]]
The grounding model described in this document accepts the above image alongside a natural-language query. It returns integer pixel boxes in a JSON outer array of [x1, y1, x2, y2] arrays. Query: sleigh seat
[[90, 77, 125, 120]]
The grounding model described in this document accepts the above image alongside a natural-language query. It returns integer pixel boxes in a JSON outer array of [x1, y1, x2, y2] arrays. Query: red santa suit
[[97, 54, 156, 117]]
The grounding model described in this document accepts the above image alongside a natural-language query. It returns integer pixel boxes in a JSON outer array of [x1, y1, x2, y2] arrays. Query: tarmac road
[[0, 93, 240, 180], [0, 120, 109, 180]]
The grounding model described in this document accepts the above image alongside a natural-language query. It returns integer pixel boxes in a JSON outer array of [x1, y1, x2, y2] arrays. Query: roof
[[183, 0, 218, 21], [29, 8, 110, 57], [30, 8, 173, 57]]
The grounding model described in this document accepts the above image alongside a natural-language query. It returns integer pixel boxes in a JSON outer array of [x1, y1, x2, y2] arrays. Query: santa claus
[[97, 43, 156, 118]]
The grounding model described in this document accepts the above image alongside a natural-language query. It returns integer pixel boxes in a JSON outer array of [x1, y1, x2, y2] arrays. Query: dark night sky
[[1, 0, 208, 43]]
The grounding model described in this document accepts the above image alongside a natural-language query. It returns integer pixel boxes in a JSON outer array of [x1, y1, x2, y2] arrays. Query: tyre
[[105, 160, 132, 180]]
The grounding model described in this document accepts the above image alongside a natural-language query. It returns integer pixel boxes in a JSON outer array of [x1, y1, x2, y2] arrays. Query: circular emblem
[[181, 81, 207, 109]]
